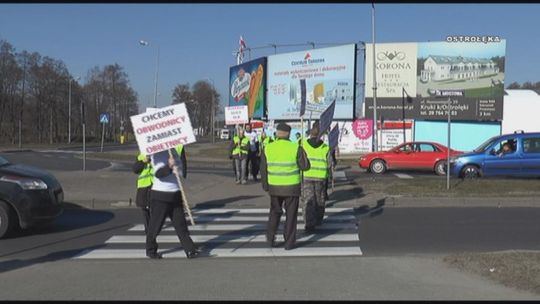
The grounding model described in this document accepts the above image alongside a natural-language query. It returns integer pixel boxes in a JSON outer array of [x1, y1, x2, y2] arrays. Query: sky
[[1, 3, 539, 112]]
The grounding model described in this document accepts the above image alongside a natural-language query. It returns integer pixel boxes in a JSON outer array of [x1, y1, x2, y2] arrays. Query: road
[[0, 151, 538, 300]]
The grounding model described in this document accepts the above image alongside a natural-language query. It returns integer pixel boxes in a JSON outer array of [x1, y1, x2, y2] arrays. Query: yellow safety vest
[[232, 136, 249, 156], [302, 139, 329, 180], [265, 139, 301, 186], [136, 153, 153, 189]]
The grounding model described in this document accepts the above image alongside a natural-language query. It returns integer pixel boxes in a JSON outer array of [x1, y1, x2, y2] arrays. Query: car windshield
[[473, 136, 498, 152], [0, 156, 10, 167]]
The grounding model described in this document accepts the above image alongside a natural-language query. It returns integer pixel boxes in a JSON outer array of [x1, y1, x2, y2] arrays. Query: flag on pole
[[319, 99, 336, 134], [328, 123, 340, 151], [299, 79, 307, 117], [238, 35, 246, 64]]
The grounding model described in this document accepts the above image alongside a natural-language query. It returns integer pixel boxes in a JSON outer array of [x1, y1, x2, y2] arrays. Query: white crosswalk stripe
[[74, 208, 362, 259], [394, 173, 414, 179]]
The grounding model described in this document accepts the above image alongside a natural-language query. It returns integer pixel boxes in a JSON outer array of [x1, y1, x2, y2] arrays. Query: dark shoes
[[304, 226, 316, 235], [186, 249, 201, 259], [146, 252, 163, 259], [266, 237, 277, 248]]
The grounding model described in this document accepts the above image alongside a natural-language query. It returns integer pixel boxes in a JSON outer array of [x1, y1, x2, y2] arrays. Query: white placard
[[130, 103, 196, 155], [225, 105, 249, 125]]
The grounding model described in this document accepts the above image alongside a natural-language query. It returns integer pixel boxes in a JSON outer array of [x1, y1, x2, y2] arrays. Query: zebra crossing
[[74, 206, 362, 259]]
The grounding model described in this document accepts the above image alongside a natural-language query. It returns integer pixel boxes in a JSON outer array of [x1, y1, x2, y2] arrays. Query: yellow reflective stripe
[[268, 170, 300, 176], [267, 162, 297, 167]]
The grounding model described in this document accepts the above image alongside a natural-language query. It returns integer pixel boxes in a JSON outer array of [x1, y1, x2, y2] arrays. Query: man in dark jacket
[[260, 123, 310, 250]]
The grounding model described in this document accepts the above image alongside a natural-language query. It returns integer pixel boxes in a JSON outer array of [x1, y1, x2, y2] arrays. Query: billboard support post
[[371, 3, 378, 152], [447, 97, 451, 191]]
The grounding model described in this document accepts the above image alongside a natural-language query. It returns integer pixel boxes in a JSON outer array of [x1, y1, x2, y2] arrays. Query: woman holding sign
[[145, 144, 200, 259]]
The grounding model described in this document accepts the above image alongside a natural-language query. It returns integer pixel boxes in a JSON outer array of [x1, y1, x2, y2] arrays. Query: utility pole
[[372, 3, 378, 152]]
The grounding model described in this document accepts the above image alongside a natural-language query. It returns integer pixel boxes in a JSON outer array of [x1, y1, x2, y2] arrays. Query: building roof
[[428, 55, 493, 65], [504, 89, 540, 100]]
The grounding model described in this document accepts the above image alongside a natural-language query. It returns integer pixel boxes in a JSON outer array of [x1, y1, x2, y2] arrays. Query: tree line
[[171, 81, 221, 136], [506, 81, 540, 92], [0, 39, 139, 145]]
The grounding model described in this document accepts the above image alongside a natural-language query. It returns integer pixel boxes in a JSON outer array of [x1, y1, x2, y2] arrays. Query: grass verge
[[444, 251, 540, 295]]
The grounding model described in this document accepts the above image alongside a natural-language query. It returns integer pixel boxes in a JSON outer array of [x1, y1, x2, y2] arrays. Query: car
[[450, 131, 540, 179], [0, 155, 64, 239], [358, 142, 463, 175]]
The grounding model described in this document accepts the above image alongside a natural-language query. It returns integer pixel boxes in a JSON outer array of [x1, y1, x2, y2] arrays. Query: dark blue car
[[450, 132, 540, 178]]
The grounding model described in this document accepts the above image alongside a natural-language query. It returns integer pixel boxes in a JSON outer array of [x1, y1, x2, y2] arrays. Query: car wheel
[[0, 201, 15, 239], [370, 159, 387, 174], [434, 160, 447, 176], [461, 165, 480, 179]]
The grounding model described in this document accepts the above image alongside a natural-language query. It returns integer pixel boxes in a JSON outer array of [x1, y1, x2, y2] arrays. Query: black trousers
[[141, 207, 150, 235], [146, 193, 196, 255], [245, 150, 260, 180], [267, 196, 299, 249]]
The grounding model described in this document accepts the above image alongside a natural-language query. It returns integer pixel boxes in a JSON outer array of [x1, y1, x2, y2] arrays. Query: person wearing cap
[[229, 127, 250, 184], [260, 122, 310, 250], [300, 124, 333, 233]]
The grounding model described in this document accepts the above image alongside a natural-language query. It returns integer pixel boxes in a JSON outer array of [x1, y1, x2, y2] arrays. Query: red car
[[358, 142, 463, 175]]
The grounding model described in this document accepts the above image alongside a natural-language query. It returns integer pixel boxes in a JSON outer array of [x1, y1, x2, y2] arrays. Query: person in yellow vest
[[260, 123, 310, 250], [229, 128, 250, 184], [257, 130, 273, 157], [301, 126, 333, 233], [132, 153, 153, 234]]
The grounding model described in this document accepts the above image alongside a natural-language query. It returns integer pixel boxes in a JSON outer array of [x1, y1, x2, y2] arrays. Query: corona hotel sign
[[365, 43, 418, 98], [364, 40, 506, 121]]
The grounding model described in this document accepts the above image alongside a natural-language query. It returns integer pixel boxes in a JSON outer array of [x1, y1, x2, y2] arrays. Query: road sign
[[99, 113, 110, 124]]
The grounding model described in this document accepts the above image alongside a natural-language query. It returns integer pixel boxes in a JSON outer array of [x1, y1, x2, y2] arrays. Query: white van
[[220, 129, 231, 140]]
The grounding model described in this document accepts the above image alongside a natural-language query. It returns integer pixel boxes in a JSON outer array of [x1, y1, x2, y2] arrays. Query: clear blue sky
[[1, 3, 539, 111]]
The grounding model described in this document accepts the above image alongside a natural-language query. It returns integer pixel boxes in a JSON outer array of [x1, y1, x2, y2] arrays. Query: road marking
[[106, 233, 360, 244], [157, 214, 356, 223], [73, 207, 362, 259], [190, 208, 354, 214], [129, 223, 357, 232], [75, 247, 362, 259], [394, 173, 414, 179], [333, 171, 347, 180]]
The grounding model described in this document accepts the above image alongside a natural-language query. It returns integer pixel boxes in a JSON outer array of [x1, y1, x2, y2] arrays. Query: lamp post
[[206, 78, 216, 144], [139, 40, 159, 107], [68, 76, 80, 144]]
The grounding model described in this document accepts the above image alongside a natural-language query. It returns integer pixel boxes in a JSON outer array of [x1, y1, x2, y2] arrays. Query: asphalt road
[[2, 206, 540, 260], [0, 151, 112, 171], [1, 206, 539, 300]]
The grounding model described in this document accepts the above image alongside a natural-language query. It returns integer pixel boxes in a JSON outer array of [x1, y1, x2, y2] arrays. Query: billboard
[[365, 40, 506, 121], [267, 44, 356, 120], [229, 57, 267, 119]]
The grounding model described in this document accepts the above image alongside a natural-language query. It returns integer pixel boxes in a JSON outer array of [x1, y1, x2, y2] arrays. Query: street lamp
[[206, 77, 216, 144], [139, 40, 160, 108], [68, 76, 80, 144], [371, 3, 378, 152]]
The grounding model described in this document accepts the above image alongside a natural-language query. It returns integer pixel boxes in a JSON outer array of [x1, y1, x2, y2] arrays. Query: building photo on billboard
[[364, 40, 506, 122]]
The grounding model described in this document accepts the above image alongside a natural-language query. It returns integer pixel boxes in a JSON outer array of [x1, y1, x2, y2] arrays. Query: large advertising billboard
[[267, 44, 356, 120], [229, 57, 267, 119], [364, 40, 506, 121]]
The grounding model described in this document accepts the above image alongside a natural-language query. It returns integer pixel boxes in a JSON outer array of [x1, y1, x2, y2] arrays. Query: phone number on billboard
[[270, 84, 287, 95]]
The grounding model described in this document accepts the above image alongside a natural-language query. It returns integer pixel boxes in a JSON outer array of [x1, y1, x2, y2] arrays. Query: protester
[[300, 125, 332, 232], [146, 145, 200, 259], [260, 122, 310, 250], [244, 124, 260, 181], [132, 153, 153, 234], [230, 128, 250, 184]]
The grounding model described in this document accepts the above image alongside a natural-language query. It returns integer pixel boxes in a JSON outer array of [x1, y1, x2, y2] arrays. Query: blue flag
[[328, 123, 340, 151], [319, 99, 336, 134], [299, 79, 307, 117]]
